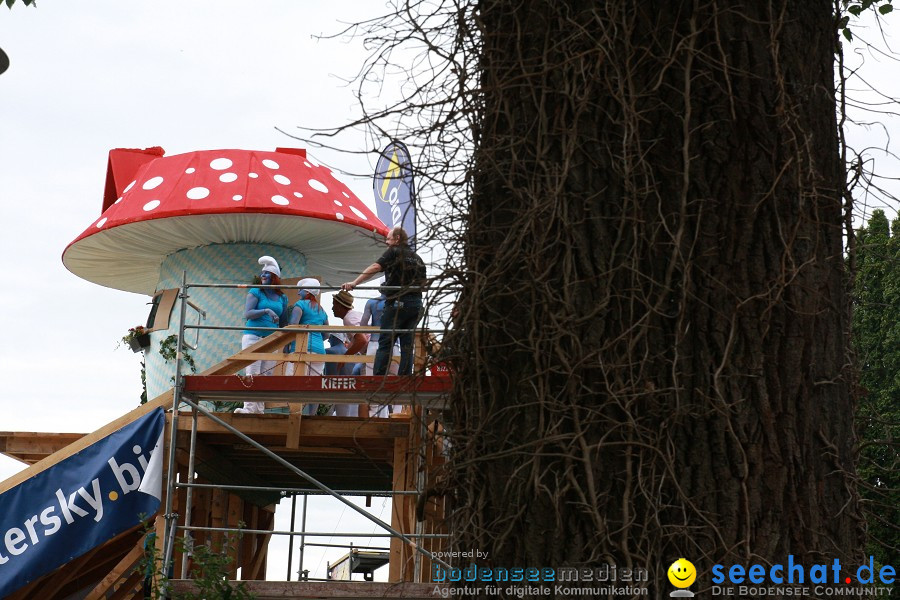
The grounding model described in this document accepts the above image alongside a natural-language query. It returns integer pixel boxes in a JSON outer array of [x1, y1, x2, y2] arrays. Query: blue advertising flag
[[373, 141, 416, 247], [0, 408, 165, 598]]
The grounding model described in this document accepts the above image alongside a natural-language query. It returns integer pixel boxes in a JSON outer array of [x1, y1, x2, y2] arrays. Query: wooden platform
[[172, 412, 411, 498], [182, 374, 450, 408], [0, 328, 452, 599], [0, 431, 85, 465], [170, 580, 446, 599]]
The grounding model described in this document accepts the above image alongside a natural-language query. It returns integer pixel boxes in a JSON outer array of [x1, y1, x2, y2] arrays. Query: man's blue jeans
[[373, 298, 422, 375]]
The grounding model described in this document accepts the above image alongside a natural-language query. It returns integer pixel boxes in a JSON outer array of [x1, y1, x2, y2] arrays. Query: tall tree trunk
[[451, 0, 863, 593]]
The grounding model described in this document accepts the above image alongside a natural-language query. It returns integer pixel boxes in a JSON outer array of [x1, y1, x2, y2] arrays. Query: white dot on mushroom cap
[[143, 176, 164, 190], [293, 192, 303, 198], [272, 195, 290, 206], [96, 217, 107, 228], [233, 195, 243, 201], [350, 206, 368, 220], [342, 191, 350, 198], [262, 159, 280, 169], [336, 212, 345, 220], [333, 200, 343, 207], [114, 197, 123, 204], [210, 158, 233, 170], [187, 187, 210, 200], [303, 161, 312, 168], [219, 172, 238, 183], [143, 200, 161, 211], [249, 173, 259, 179], [274, 174, 291, 185], [123, 180, 136, 193], [308, 179, 329, 193], [185, 167, 196, 174]]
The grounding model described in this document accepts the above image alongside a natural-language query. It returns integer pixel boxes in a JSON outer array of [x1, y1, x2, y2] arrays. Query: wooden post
[[225, 493, 243, 580], [389, 433, 412, 582]]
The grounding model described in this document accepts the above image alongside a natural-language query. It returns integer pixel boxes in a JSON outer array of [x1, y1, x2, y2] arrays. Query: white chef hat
[[297, 277, 321, 297], [258, 255, 281, 277]]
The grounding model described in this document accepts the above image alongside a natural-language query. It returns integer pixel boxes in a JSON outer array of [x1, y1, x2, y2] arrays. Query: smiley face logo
[[667, 558, 697, 588]]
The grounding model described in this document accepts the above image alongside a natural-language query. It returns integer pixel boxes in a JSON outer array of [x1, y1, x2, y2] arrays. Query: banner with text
[[0, 408, 165, 597], [373, 140, 417, 248]]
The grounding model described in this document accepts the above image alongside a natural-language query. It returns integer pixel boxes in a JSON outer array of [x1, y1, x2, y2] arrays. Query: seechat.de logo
[[668, 558, 697, 598]]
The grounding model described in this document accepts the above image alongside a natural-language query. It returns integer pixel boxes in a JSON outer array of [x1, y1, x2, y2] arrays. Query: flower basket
[[128, 333, 151, 353]]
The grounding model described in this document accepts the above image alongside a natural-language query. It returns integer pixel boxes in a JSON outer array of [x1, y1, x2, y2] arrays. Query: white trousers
[[236, 333, 272, 414]]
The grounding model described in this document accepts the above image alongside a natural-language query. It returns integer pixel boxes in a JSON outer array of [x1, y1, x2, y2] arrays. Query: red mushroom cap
[[63, 148, 389, 294]]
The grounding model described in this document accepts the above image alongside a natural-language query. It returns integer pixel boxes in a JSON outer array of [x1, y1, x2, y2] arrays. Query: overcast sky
[[2, 0, 899, 582], [0, 1, 392, 439], [0, 0, 405, 580]]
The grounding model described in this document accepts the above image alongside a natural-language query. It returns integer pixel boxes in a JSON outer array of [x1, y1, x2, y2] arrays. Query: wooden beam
[[84, 539, 146, 600], [389, 433, 411, 583], [0, 432, 85, 456], [175, 415, 410, 439], [226, 494, 243, 580], [246, 530, 272, 582], [173, 437, 281, 507], [107, 570, 144, 600], [209, 487, 227, 551], [286, 409, 303, 450], [26, 543, 103, 599], [169, 579, 444, 598]]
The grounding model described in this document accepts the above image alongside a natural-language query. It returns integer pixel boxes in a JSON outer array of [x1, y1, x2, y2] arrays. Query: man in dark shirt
[[341, 226, 426, 375]]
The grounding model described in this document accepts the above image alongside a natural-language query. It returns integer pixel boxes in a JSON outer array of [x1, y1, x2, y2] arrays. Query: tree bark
[[451, 0, 863, 593]]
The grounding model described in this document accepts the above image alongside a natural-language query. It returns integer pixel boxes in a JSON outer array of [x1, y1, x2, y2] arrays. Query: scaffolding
[[0, 276, 453, 600]]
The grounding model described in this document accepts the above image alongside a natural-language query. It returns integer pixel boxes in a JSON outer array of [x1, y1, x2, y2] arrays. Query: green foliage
[[140, 529, 256, 600], [125, 333, 196, 405], [840, 0, 894, 41], [159, 334, 198, 374], [851, 209, 900, 567], [4, 0, 36, 8]]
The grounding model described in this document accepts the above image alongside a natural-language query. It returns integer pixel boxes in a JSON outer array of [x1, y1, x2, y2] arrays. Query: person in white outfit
[[330, 290, 368, 417], [235, 256, 288, 414], [287, 278, 328, 415]]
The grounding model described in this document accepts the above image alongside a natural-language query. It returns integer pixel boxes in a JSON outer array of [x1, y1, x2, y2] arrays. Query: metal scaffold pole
[[160, 270, 192, 599]]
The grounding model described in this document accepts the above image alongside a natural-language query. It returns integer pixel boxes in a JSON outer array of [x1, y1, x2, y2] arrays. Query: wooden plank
[[4, 576, 42, 600], [183, 374, 450, 396], [286, 409, 303, 450], [225, 494, 243, 580], [169, 580, 443, 598], [209, 487, 227, 551], [176, 415, 410, 439], [389, 434, 411, 583], [240, 503, 259, 579], [107, 569, 144, 600], [84, 539, 146, 600], [247, 530, 272, 582], [151, 514, 166, 594], [191, 484, 211, 549], [0, 432, 84, 454], [174, 437, 282, 507], [26, 544, 102, 599], [201, 330, 300, 375]]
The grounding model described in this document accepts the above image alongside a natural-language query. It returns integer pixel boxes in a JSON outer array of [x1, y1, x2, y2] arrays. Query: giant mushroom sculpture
[[63, 147, 388, 399]]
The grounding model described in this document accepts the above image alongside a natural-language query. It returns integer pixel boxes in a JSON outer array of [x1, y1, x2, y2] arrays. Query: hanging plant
[[121, 325, 151, 353], [158, 334, 197, 374]]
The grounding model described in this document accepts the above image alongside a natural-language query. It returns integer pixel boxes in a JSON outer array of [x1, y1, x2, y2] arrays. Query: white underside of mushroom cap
[[62, 213, 386, 295]]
